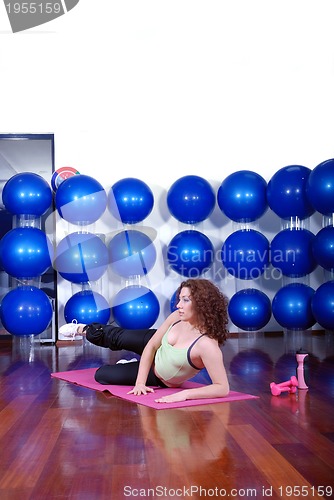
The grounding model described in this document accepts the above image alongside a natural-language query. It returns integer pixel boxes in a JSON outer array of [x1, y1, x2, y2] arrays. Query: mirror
[[0, 134, 56, 342]]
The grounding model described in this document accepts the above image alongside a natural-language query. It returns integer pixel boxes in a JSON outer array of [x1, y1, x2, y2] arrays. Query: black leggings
[[84, 323, 166, 387]]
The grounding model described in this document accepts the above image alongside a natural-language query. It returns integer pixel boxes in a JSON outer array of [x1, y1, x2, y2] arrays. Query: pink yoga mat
[[51, 368, 259, 409]]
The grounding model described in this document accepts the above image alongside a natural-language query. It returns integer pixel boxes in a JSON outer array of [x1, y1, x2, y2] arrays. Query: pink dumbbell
[[270, 376, 298, 396], [277, 376, 298, 389]]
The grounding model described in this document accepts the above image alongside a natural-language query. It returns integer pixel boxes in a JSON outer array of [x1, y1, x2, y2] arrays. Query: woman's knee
[[94, 365, 111, 385], [85, 323, 117, 348], [94, 363, 139, 386]]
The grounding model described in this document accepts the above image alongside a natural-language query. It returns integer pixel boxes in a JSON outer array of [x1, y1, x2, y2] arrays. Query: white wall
[[1, 1, 333, 331]]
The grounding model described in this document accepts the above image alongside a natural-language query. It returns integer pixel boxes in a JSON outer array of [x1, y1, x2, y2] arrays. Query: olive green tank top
[[154, 322, 204, 386]]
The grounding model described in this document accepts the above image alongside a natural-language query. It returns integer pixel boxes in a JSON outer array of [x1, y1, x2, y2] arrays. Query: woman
[[59, 278, 230, 403]]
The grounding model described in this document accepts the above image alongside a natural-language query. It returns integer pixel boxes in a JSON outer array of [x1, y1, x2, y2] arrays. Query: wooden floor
[[0, 330, 333, 500]]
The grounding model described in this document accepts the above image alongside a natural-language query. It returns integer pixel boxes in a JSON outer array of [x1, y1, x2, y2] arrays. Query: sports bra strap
[[187, 334, 205, 370]]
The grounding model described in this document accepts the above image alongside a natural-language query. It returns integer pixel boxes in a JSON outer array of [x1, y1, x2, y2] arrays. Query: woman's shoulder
[[202, 332, 219, 343], [157, 310, 180, 334], [168, 310, 181, 324], [197, 333, 220, 350], [191, 334, 221, 364]]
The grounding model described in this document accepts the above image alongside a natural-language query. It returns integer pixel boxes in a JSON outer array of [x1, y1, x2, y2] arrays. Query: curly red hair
[[176, 278, 229, 345]]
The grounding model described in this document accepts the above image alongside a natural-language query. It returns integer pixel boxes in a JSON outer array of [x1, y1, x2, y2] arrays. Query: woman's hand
[[127, 384, 155, 396], [155, 390, 188, 404]]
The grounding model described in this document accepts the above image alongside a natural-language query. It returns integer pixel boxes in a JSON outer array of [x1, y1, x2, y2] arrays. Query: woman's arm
[[127, 310, 180, 396], [128, 342, 157, 395], [155, 341, 229, 403]]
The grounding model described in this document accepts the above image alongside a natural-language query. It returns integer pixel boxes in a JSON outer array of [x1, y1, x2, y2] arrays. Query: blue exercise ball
[[111, 285, 160, 329], [270, 228, 317, 278], [108, 229, 156, 278], [0, 285, 53, 336], [267, 165, 314, 220], [306, 158, 334, 216], [0, 227, 53, 279], [55, 174, 107, 225], [312, 225, 334, 272], [54, 232, 108, 284], [64, 290, 111, 324], [108, 177, 154, 224], [312, 281, 334, 331], [221, 229, 269, 279], [2, 172, 52, 217], [167, 230, 214, 277], [228, 289, 272, 331], [167, 175, 216, 224], [272, 283, 316, 330], [217, 170, 268, 223]]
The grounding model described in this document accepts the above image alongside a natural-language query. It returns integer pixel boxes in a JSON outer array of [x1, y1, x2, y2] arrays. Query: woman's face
[[177, 287, 196, 322]]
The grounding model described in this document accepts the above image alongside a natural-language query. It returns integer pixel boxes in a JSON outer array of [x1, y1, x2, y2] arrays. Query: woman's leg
[[94, 361, 165, 387], [84, 323, 156, 355]]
